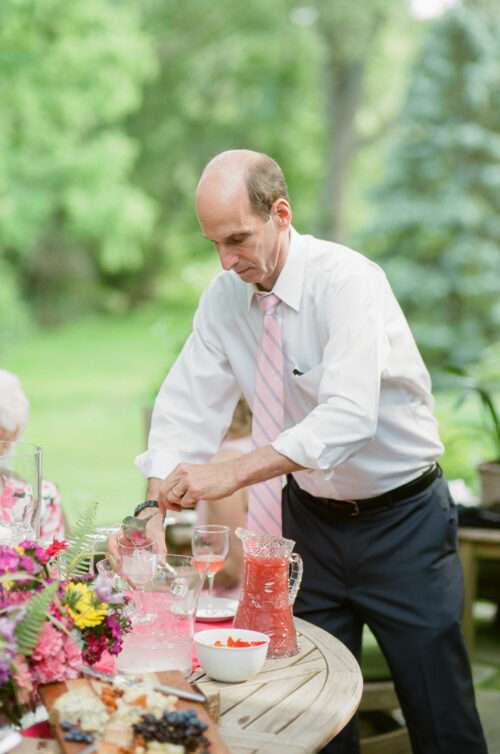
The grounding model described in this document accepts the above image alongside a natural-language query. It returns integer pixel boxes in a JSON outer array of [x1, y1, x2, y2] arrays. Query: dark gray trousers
[[282, 474, 488, 754]]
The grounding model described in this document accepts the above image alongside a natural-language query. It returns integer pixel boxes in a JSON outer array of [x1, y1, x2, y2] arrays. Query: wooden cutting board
[[39, 671, 230, 754]]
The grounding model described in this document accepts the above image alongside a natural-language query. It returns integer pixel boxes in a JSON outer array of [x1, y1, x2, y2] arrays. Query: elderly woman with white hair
[[0, 369, 65, 541]]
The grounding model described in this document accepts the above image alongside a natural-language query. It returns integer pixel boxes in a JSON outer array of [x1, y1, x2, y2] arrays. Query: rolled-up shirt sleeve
[[272, 268, 390, 473], [135, 288, 241, 479]]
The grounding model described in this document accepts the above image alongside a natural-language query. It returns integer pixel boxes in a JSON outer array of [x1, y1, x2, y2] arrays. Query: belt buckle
[[346, 500, 360, 517]]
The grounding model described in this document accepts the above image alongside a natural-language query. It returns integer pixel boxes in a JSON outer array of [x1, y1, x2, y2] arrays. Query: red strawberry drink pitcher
[[233, 527, 303, 658]]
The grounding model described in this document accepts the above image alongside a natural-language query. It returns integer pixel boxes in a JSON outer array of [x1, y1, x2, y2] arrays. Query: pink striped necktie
[[247, 292, 284, 536]]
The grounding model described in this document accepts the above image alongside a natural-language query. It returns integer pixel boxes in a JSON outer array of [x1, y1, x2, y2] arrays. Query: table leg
[[459, 541, 477, 655]]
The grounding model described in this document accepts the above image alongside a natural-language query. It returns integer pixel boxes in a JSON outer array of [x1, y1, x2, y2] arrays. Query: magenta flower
[[82, 634, 108, 665], [19, 555, 41, 575], [0, 590, 33, 610], [0, 547, 20, 574], [19, 541, 49, 565]]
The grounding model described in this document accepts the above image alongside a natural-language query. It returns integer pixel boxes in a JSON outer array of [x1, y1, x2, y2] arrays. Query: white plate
[[196, 596, 238, 623]]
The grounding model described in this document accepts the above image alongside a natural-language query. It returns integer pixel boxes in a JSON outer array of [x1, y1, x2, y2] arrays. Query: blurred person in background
[[0, 369, 65, 542], [195, 396, 252, 596]]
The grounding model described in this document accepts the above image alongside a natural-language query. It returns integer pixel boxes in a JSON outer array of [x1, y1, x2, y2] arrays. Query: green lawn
[[3, 306, 194, 528], [3, 304, 494, 528]]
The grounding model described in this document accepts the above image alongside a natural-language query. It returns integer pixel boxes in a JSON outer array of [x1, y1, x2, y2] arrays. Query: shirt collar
[[246, 226, 306, 312]]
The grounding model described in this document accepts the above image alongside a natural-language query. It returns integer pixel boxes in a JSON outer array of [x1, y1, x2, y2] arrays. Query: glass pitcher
[[116, 555, 203, 676], [233, 528, 303, 658]]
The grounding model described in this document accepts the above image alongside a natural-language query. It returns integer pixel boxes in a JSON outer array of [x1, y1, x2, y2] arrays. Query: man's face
[[196, 186, 289, 291]]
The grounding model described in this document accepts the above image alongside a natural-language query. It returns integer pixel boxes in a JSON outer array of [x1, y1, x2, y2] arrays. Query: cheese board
[[38, 671, 229, 754]]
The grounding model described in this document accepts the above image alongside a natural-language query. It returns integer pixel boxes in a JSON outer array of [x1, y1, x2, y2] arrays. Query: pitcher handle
[[288, 553, 303, 606]]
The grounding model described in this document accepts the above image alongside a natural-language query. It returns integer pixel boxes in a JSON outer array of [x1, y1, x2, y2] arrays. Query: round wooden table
[[193, 617, 363, 754]]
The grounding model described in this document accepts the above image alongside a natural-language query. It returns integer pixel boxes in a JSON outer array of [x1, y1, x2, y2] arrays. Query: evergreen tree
[[363, 4, 500, 368]]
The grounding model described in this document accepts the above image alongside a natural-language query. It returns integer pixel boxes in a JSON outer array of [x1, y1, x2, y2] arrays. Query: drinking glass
[[118, 538, 157, 624], [191, 525, 229, 611], [0, 441, 42, 544], [85, 526, 120, 576]]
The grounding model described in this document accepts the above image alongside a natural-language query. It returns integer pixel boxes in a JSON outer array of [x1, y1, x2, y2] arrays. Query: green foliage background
[[1, 0, 499, 524], [363, 4, 500, 367]]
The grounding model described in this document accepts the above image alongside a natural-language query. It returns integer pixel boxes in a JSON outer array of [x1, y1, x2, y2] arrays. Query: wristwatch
[[133, 499, 159, 518]]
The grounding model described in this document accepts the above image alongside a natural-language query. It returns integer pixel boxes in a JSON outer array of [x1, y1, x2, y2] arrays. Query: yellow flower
[[64, 582, 108, 629], [15, 546, 25, 555]]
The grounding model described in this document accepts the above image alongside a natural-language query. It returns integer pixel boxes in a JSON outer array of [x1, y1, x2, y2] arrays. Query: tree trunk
[[318, 57, 366, 243]]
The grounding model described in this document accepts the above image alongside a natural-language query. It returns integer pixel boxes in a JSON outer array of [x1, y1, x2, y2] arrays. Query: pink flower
[[13, 654, 34, 705], [0, 487, 16, 521], [63, 632, 82, 678], [31, 623, 82, 684]]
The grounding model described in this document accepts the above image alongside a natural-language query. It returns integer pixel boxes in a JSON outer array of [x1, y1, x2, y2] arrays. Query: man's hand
[[158, 460, 240, 513], [143, 511, 167, 556], [107, 511, 166, 570], [156, 446, 303, 514]]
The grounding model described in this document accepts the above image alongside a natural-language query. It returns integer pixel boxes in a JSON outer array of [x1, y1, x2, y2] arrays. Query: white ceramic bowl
[[194, 628, 270, 683]]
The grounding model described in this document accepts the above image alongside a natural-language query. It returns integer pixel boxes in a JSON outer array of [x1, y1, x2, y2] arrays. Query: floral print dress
[[0, 475, 65, 542]]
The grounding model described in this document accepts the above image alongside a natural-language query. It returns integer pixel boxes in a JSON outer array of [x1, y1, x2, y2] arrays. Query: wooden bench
[[459, 527, 500, 653]]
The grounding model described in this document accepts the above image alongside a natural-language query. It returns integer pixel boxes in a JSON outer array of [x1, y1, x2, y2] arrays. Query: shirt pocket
[[291, 364, 323, 402]]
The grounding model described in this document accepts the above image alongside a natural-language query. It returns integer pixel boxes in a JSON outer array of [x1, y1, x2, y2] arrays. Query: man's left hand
[[158, 461, 239, 513]]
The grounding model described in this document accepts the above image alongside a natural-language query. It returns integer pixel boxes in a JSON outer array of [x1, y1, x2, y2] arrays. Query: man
[[126, 150, 487, 753]]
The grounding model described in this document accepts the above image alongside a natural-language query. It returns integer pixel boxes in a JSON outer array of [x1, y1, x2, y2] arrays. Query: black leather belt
[[294, 464, 442, 517]]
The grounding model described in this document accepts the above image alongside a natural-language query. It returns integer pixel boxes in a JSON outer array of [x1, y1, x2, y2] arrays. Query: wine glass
[[118, 538, 157, 624], [191, 525, 229, 612]]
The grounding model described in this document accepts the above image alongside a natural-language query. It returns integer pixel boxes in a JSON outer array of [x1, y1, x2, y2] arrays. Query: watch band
[[133, 499, 159, 517]]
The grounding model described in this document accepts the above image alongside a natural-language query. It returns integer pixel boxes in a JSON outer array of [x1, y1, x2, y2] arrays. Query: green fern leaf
[[16, 582, 59, 655], [0, 572, 43, 584], [60, 502, 99, 579]]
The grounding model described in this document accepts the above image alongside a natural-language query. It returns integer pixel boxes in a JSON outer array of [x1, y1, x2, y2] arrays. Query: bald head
[[195, 150, 292, 290], [196, 150, 289, 221]]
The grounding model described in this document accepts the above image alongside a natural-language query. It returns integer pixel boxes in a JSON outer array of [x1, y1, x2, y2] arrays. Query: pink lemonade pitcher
[[233, 528, 303, 658]]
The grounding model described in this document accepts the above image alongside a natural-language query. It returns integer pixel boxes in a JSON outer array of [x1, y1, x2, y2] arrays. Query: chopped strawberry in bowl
[[194, 628, 270, 682]]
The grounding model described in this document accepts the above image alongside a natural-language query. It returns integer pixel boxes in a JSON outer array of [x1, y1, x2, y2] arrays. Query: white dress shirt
[[135, 228, 444, 500]]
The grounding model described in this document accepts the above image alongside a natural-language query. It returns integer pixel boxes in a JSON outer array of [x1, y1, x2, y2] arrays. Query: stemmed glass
[[191, 525, 229, 613], [118, 538, 157, 624]]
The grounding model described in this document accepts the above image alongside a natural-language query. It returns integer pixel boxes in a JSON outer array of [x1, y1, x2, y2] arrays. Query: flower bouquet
[[0, 504, 131, 726]]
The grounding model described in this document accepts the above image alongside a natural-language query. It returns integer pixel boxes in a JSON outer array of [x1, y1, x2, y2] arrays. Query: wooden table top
[[193, 617, 363, 754], [14, 618, 362, 754]]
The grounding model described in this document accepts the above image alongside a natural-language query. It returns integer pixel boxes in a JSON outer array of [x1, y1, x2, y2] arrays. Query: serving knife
[[81, 666, 207, 704]]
